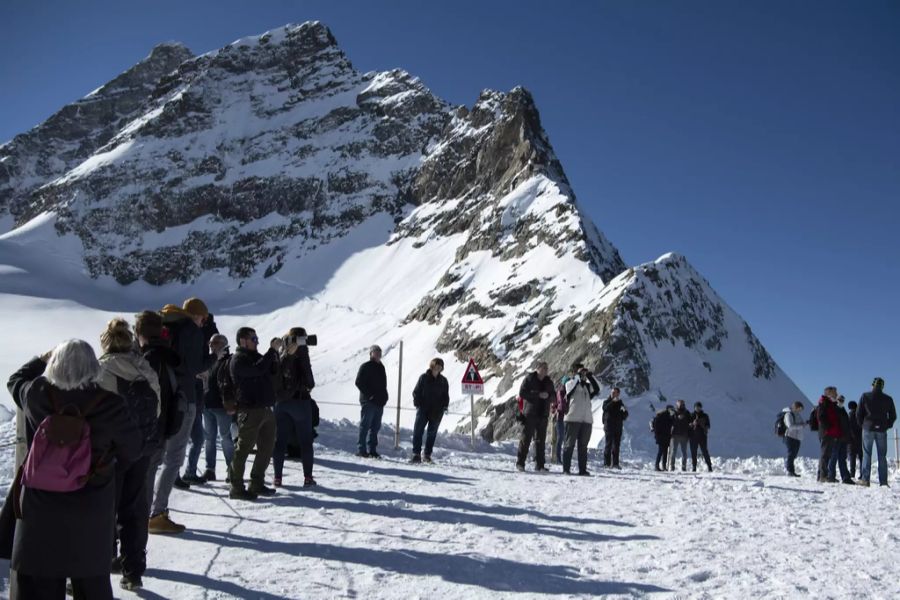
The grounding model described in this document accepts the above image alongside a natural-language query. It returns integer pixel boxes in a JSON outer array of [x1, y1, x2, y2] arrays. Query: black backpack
[[775, 411, 788, 437], [808, 407, 819, 432], [216, 355, 237, 413], [116, 375, 160, 453]]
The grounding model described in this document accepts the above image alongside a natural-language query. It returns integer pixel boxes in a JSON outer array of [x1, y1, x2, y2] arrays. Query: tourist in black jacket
[[228, 327, 280, 500], [652, 407, 674, 471], [689, 402, 713, 472], [516, 362, 556, 472], [847, 400, 863, 479], [669, 400, 692, 471], [273, 328, 318, 487], [201, 335, 234, 483], [410, 358, 449, 463], [601, 388, 628, 468], [355, 345, 388, 458], [857, 377, 896, 486]]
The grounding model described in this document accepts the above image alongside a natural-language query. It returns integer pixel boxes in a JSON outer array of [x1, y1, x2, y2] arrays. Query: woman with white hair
[[5, 339, 142, 600]]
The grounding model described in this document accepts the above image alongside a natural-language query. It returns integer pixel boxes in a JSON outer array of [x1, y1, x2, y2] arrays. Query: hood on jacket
[[99, 351, 161, 401]]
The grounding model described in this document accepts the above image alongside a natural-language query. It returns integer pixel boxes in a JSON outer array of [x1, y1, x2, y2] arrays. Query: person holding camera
[[355, 345, 388, 459], [411, 358, 449, 463], [200, 334, 234, 483], [273, 328, 317, 487], [516, 361, 555, 472], [229, 327, 280, 500], [601, 387, 628, 469], [563, 363, 600, 476], [689, 401, 713, 472]]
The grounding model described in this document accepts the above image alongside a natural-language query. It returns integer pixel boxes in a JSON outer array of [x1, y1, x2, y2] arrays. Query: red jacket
[[818, 396, 842, 439]]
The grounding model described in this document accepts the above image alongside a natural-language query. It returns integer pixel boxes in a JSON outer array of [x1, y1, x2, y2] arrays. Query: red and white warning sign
[[461, 358, 484, 396]]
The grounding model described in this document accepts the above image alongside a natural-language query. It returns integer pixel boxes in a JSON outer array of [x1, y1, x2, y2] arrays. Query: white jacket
[[783, 408, 805, 441], [564, 375, 599, 424]]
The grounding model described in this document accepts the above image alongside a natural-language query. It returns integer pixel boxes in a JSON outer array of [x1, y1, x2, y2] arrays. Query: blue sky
[[2, 0, 898, 410]]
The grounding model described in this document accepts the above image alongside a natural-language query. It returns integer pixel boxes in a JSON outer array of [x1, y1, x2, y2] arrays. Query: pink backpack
[[22, 388, 106, 493]]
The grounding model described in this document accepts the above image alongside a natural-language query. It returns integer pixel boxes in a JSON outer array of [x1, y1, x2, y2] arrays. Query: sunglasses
[[250, 336, 259, 343]]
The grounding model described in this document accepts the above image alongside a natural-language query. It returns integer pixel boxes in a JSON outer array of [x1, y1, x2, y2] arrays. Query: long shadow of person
[[166, 529, 670, 596]]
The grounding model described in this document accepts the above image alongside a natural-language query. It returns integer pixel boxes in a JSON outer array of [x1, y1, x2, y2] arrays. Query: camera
[[284, 334, 318, 347]]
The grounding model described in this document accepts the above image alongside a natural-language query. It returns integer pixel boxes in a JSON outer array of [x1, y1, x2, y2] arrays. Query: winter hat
[[873, 377, 885, 390], [183, 297, 209, 318]]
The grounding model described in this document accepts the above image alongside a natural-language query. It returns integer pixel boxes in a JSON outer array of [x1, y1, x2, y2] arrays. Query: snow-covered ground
[[1, 419, 896, 600]]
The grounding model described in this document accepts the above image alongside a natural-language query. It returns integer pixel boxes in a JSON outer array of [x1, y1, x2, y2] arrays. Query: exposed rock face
[[0, 43, 194, 221], [0, 21, 805, 453]]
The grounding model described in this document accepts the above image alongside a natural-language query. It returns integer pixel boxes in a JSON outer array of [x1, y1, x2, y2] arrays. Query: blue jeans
[[358, 401, 384, 454], [784, 436, 801, 474], [273, 400, 314, 479], [203, 408, 235, 475], [554, 419, 565, 464], [861, 429, 889, 485], [412, 409, 443, 457], [828, 440, 851, 481], [184, 402, 205, 477]]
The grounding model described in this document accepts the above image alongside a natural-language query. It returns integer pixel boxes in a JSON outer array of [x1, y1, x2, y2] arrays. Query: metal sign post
[[461, 357, 485, 449], [394, 341, 403, 449]]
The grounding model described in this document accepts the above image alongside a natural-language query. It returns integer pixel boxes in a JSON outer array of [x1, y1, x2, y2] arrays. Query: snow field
[[2, 418, 896, 599]]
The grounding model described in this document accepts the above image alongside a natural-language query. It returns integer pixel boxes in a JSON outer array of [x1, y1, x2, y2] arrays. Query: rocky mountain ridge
[[0, 21, 806, 454]]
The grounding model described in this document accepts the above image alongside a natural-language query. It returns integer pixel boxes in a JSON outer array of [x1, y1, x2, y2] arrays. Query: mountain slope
[[0, 21, 807, 457]]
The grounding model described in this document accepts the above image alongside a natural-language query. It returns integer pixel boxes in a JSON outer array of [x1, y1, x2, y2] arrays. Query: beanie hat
[[183, 298, 209, 318]]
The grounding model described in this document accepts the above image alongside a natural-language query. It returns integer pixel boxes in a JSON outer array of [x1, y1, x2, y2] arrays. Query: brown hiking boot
[[148, 511, 185, 534]]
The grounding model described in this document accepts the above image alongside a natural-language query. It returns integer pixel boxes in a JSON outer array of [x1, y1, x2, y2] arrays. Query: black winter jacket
[[836, 405, 852, 442], [857, 390, 896, 432], [848, 407, 863, 446], [231, 347, 279, 409], [601, 396, 629, 433], [204, 353, 229, 410], [519, 372, 555, 419], [141, 340, 183, 439], [281, 348, 316, 403], [356, 359, 388, 406], [671, 407, 692, 437], [413, 371, 450, 418], [652, 411, 673, 443], [690, 410, 711, 439], [163, 314, 214, 405]]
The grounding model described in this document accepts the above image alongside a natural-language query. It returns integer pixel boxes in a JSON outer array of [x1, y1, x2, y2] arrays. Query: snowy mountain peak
[[0, 21, 807, 457]]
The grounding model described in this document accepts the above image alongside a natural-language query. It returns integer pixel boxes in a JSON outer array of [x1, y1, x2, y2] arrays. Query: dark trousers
[[562, 421, 591, 474], [12, 572, 112, 600], [273, 401, 314, 479], [848, 442, 862, 479], [690, 434, 712, 471], [828, 440, 851, 482], [114, 455, 151, 578], [603, 429, 622, 467], [655, 438, 670, 469], [231, 407, 276, 490], [358, 401, 385, 454], [412, 409, 443, 457], [184, 400, 205, 477], [784, 436, 801, 474], [818, 436, 836, 480], [516, 414, 548, 469]]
